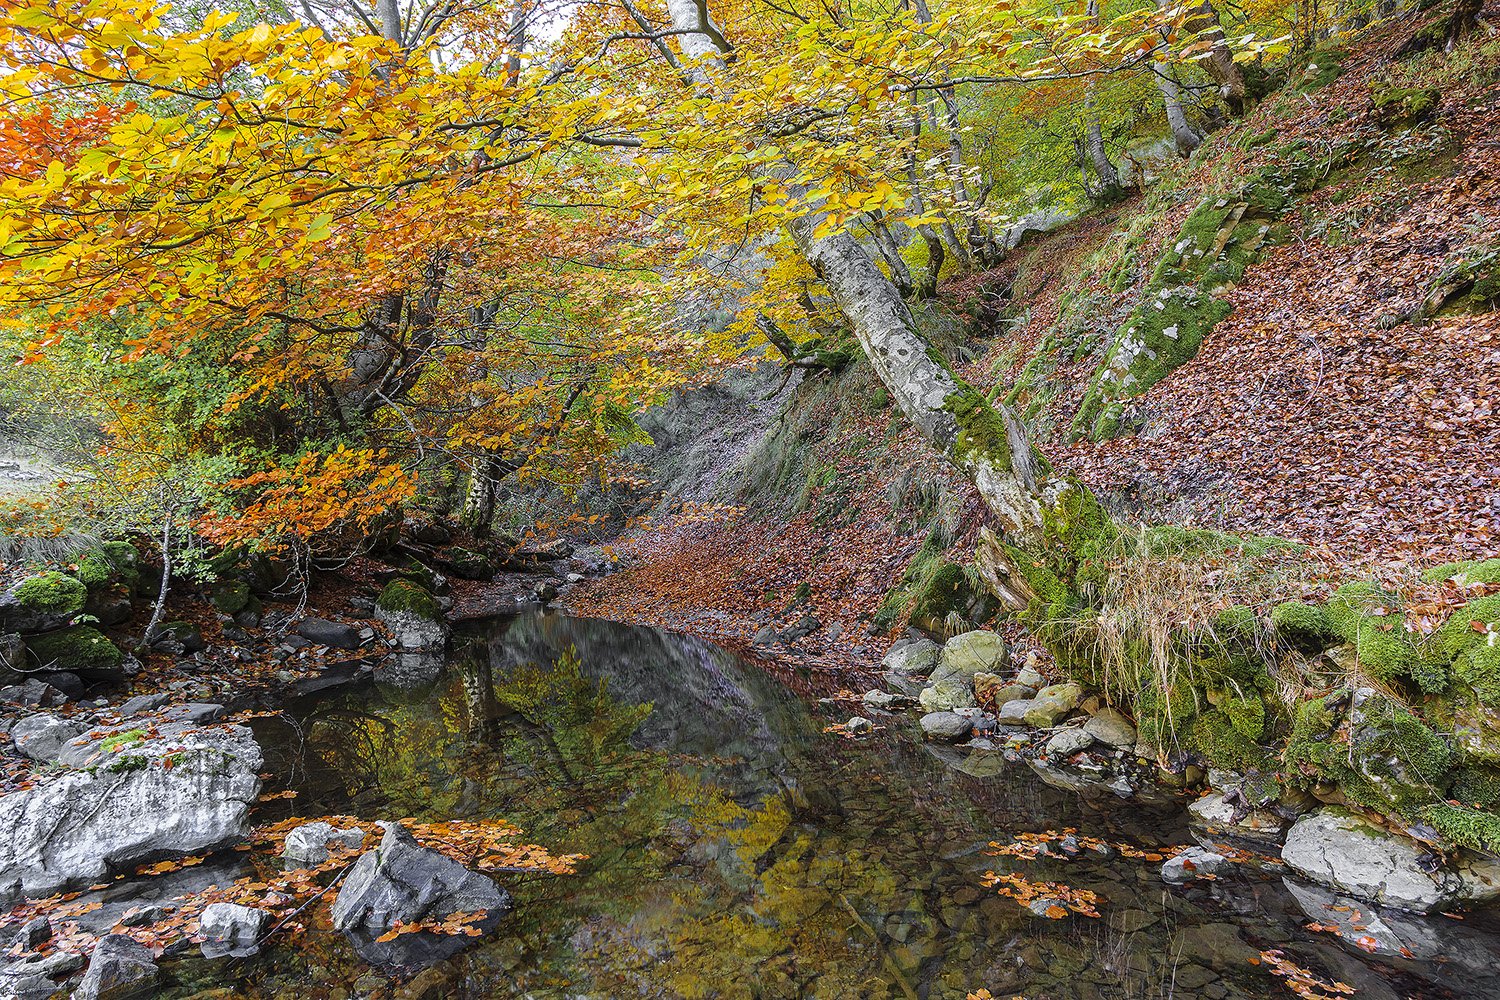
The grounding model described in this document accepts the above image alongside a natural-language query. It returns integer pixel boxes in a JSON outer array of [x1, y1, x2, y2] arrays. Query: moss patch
[[1423, 558, 1500, 585], [1420, 802, 1500, 853], [12, 572, 87, 616], [376, 579, 441, 621], [1271, 601, 1338, 651], [27, 625, 124, 675]]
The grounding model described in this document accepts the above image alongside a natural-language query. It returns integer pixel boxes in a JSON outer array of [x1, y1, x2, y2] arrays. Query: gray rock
[[0, 680, 66, 708], [1, 949, 81, 1000], [0, 722, 262, 898], [860, 689, 902, 711], [1162, 846, 1231, 884], [332, 822, 510, 965], [1016, 663, 1046, 689], [295, 617, 362, 650], [997, 698, 1035, 725], [0, 633, 23, 685], [1044, 726, 1095, 758], [10, 714, 83, 763], [1187, 791, 1287, 850], [376, 607, 448, 653], [919, 712, 972, 742], [282, 821, 367, 866], [198, 902, 270, 958], [72, 935, 157, 1000], [1023, 683, 1083, 728], [1083, 708, 1137, 748], [845, 716, 873, 735], [114, 694, 169, 717], [937, 630, 1007, 675], [881, 637, 939, 678], [1282, 807, 1500, 913], [158, 703, 225, 724]]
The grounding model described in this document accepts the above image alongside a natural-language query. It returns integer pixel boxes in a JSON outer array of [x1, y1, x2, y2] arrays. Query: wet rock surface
[[332, 823, 511, 966], [1282, 807, 1500, 913], [0, 716, 262, 898]]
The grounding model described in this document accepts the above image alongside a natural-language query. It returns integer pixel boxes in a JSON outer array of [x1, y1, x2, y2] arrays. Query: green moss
[[1271, 601, 1338, 651], [943, 388, 1015, 469], [1215, 605, 1259, 641], [1430, 595, 1500, 660], [376, 579, 440, 621], [1294, 45, 1348, 91], [1372, 84, 1440, 125], [12, 572, 87, 615], [1186, 709, 1278, 772], [1324, 581, 1441, 690], [75, 543, 141, 593], [27, 625, 124, 675], [1420, 802, 1500, 853], [102, 752, 150, 774], [1286, 691, 1453, 815], [1454, 640, 1500, 705], [1450, 765, 1500, 809], [210, 580, 253, 614], [1221, 695, 1268, 741], [101, 728, 147, 752]]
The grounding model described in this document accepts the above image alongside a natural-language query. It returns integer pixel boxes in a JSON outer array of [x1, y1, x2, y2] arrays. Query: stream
[[163, 611, 1500, 999]]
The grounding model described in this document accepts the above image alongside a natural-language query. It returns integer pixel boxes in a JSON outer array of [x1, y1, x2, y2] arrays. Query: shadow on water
[[181, 611, 1500, 999]]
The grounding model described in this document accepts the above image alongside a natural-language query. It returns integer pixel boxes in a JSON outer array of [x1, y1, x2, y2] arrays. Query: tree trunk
[[1164, 0, 1249, 116], [867, 216, 916, 298], [1152, 64, 1204, 156]]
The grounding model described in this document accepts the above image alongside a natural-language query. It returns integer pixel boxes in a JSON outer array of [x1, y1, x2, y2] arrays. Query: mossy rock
[[1423, 558, 1500, 586], [1215, 605, 1260, 641], [1325, 581, 1442, 691], [1185, 709, 1278, 772], [1286, 689, 1453, 816], [1450, 765, 1500, 810], [376, 579, 441, 622], [1419, 802, 1500, 853], [441, 546, 497, 581], [76, 542, 141, 593], [12, 572, 87, 616], [1372, 84, 1440, 126], [210, 580, 254, 615], [1294, 45, 1348, 91], [27, 625, 124, 677], [1271, 601, 1339, 651]]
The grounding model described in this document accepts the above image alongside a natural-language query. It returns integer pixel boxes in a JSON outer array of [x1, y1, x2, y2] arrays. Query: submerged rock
[[1188, 791, 1288, 851], [73, 935, 157, 1000], [1162, 846, 1231, 884], [332, 822, 511, 966], [198, 902, 270, 959], [1282, 807, 1500, 913], [0, 720, 262, 898]]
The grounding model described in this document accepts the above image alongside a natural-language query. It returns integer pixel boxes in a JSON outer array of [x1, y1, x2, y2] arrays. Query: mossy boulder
[[1270, 601, 1339, 651], [76, 542, 142, 593], [1286, 688, 1453, 817], [12, 572, 87, 617], [210, 580, 255, 615], [1423, 558, 1500, 586], [1372, 84, 1440, 126], [376, 579, 441, 622], [440, 546, 497, 581], [27, 625, 125, 679], [1325, 582, 1443, 692]]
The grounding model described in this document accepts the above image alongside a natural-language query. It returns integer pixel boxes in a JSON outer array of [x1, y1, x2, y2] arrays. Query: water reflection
[[205, 611, 1500, 1000]]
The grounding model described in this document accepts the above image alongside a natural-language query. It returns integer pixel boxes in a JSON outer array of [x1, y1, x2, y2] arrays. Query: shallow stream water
[[168, 611, 1500, 999]]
